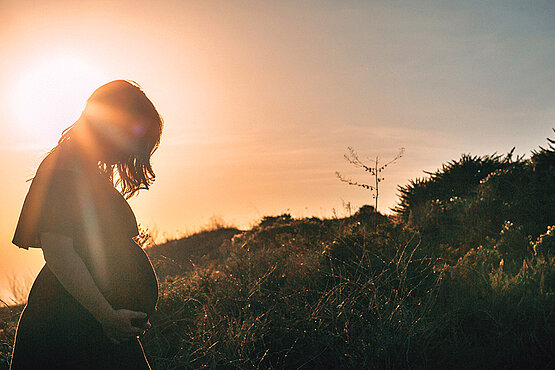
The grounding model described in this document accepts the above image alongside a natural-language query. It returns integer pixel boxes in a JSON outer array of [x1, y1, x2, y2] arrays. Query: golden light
[[12, 54, 105, 142]]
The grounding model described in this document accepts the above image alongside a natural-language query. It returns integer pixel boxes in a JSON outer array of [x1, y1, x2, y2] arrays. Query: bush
[[2, 133, 553, 368]]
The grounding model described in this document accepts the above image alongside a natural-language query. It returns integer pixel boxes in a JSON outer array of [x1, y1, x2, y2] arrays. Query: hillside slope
[[1, 135, 553, 369]]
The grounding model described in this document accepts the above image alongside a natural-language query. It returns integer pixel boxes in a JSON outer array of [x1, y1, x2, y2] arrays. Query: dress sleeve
[[12, 168, 80, 249]]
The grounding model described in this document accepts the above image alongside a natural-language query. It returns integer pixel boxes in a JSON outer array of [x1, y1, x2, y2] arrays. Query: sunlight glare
[[12, 55, 104, 143]]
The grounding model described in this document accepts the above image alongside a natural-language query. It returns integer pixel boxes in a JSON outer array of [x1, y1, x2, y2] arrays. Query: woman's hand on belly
[[39, 232, 153, 343], [101, 308, 150, 344]]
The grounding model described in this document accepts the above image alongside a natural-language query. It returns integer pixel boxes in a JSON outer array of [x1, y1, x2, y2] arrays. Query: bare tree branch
[[380, 147, 405, 171], [335, 171, 375, 190], [336, 147, 405, 211], [343, 147, 374, 174]]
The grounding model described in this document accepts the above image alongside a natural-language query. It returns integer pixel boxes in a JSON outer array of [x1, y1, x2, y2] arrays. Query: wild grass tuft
[[1, 136, 553, 368]]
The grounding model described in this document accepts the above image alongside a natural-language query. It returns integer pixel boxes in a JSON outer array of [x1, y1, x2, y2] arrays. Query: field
[[1, 137, 554, 369]]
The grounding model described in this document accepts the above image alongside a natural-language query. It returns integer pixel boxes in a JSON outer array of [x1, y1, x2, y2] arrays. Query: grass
[[0, 211, 553, 369], [1, 136, 553, 368], [139, 212, 552, 369]]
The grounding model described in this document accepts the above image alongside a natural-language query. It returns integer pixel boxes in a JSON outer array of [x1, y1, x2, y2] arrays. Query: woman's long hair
[[57, 80, 163, 199]]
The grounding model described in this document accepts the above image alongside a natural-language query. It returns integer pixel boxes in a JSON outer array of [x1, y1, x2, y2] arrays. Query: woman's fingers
[[136, 319, 152, 331], [116, 309, 147, 332], [122, 309, 148, 328], [123, 309, 147, 321], [102, 309, 149, 342]]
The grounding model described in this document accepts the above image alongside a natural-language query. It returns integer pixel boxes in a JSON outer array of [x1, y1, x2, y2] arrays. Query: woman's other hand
[[39, 232, 151, 344], [102, 309, 149, 344]]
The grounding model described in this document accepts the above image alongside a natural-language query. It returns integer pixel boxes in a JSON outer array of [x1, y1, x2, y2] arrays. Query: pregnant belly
[[89, 240, 159, 319]]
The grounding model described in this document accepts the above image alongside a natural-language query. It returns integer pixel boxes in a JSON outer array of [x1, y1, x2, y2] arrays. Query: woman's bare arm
[[39, 231, 148, 341]]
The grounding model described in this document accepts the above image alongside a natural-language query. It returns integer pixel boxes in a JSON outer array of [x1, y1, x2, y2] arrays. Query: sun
[[12, 54, 105, 143]]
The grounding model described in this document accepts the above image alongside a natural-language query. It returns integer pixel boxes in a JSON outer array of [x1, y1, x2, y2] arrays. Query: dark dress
[[10, 143, 158, 369]]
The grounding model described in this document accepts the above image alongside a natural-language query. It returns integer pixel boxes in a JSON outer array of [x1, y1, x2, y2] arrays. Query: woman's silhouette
[[10, 80, 162, 369]]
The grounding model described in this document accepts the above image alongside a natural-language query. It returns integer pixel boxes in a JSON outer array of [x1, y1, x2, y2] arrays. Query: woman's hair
[[57, 80, 163, 199]]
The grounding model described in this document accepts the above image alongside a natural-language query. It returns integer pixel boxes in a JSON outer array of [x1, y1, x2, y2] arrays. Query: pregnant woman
[[10, 80, 162, 369]]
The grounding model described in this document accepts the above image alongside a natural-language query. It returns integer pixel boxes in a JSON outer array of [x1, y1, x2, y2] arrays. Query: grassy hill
[[1, 134, 553, 369], [137, 211, 553, 369]]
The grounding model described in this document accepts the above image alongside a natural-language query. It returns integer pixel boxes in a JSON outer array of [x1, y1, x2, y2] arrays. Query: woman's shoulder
[[35, 143, 84, 178]]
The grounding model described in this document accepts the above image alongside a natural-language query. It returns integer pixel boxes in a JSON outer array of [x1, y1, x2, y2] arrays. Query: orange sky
[[1, 0, 553, 302]]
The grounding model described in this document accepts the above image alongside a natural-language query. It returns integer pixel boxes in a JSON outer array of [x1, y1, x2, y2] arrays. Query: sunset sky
[[0, 0, 553, 301]]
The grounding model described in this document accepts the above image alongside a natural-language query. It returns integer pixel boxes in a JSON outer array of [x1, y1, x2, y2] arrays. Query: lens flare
[[12, 55, 104, 142]]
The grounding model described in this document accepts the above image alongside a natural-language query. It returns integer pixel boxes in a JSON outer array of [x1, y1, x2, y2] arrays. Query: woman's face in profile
[[79, 80, 160, 167], [90, 111, 147, 164]]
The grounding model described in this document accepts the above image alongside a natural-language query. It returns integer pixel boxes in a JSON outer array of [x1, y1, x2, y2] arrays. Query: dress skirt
[[10, 265, 151, 370]]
